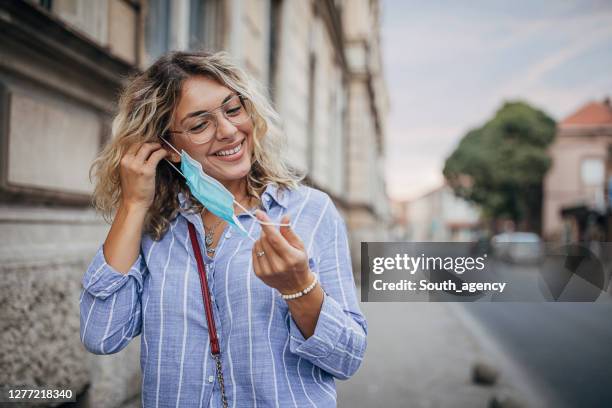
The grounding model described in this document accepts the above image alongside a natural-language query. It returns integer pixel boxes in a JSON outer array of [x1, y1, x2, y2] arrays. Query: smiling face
[[166, 75, 254, 183]]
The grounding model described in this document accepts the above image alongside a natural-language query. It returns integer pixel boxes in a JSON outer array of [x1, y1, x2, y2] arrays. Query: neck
[[221, 177, 249, 200]]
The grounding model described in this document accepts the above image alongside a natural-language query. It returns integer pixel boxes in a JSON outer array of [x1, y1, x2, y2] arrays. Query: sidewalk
[[337, 301, 552, 408]]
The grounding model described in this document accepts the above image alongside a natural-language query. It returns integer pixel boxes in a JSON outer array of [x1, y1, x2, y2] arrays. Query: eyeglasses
[[168, 94, 251, 145]]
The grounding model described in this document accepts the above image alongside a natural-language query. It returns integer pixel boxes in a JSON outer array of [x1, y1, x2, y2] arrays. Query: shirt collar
[[261, 183, 289, 210], [176, 183, 289, 213]]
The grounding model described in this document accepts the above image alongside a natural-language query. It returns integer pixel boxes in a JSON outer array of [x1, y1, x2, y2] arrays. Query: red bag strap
[[187, 222, 220, 355], [187, 222, 229, 407]]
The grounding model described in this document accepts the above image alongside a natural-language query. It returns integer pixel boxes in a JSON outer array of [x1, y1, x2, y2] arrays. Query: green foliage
[[443, 101, 556, 228]]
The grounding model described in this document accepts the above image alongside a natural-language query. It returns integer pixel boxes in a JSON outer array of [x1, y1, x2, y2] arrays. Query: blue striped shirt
[[79, 183, 367, 408]]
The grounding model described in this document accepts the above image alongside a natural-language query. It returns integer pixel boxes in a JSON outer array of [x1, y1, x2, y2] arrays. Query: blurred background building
[[543, 97, 612, 243], [391, 183, 481, 242], [0, 0, 389, 406]]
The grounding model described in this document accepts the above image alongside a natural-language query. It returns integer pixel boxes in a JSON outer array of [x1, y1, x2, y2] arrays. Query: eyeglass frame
[[166, 93, 252, 145]]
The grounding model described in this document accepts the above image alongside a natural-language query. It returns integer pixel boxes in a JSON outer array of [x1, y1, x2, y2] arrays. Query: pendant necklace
[[203, 210, 223, 256], [203, 195, 252, 256]]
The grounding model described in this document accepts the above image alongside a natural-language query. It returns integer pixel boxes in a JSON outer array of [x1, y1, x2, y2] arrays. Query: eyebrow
[[180, 92, 234, 125]]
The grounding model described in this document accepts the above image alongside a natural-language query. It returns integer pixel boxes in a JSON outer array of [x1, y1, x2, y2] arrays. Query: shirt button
[[264, 195, 271, 202], [208, 375, 214, 383], [211, 295, 215, 302], [225, 231, 232, 239]]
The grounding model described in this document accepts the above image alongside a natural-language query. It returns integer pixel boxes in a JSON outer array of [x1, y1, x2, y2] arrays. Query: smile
[[213, 140, 245, 161], [215, 140, 243, 156]]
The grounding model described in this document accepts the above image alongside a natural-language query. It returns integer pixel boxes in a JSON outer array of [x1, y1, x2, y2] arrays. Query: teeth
[[216, 142, 242, 156]]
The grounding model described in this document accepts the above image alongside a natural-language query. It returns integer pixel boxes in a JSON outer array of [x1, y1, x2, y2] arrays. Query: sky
[[381, 0, 612, 202]]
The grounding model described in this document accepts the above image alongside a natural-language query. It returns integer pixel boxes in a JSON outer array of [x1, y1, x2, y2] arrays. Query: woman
[[80, 50, 367, 408]]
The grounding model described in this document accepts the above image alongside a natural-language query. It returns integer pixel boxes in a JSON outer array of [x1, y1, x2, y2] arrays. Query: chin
[[214, 159, 252, 182], [224, 166, 251, 181]]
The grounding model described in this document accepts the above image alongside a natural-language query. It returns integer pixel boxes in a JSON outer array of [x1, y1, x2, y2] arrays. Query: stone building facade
[[0, 0, 388, 406]]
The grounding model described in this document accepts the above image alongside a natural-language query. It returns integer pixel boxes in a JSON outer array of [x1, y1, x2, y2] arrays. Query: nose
[[214, 111, 238, 141]]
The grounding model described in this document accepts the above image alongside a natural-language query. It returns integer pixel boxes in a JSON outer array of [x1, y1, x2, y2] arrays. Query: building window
[[146, 0, 171, 61], [581, 158, 605, 187], [189, 0, 221, 51], [268, 0, 283, 102]]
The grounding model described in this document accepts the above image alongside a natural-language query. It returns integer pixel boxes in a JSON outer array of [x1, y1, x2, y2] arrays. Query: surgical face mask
[[160, 138, 288, 240]]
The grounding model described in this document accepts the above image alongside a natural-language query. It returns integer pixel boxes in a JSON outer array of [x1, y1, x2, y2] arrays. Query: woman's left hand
[[252, 210, 314, 294]]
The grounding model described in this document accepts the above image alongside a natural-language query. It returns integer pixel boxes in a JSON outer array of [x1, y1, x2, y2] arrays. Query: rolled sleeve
[[82, 244, 146, 300], [80, 243, 147, 354], [288, 290, 345, 358], [287, 290, 367, 380]]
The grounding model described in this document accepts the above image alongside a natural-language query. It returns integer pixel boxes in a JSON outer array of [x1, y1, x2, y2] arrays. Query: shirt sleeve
[[79, 243, 148, 355], [287, 196, 368, 380]]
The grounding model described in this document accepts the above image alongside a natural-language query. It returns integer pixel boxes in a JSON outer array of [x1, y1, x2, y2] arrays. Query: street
[[463, 302, 612, 408], [460, 257, 612, 408]]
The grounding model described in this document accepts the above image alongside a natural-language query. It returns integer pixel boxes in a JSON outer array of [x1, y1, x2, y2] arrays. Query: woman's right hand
[[119, 141, 168, 211]]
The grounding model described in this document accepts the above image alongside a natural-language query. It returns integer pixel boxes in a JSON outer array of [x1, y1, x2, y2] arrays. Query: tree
[[443, 101, 556, 233]]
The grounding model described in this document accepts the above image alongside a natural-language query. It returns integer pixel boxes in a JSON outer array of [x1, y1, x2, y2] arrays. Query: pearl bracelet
[[280, 274, 318, 300]]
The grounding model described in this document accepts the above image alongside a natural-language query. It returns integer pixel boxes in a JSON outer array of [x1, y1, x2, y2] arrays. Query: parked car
[[491, 232, 543, 264]]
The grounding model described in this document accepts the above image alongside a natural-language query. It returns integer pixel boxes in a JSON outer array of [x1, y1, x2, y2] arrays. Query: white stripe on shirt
[[307, 198, 330, 254], [155, 221, 176, 408], [100, 292, 117, 354]]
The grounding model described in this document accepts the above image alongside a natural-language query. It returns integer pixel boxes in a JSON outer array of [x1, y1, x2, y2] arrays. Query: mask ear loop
[[159, 137, 187, 179], [233, 200, 291, 227]]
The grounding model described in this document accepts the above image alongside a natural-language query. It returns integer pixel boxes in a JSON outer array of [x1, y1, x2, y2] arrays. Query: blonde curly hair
[[89, 50, 303, 240]]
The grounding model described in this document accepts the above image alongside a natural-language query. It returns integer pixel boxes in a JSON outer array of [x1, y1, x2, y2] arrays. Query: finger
[[260, 230, 285, 271], [255, 210, 292, 253], [279, 215, 305, 250], [144, 148, 168, 168], [255, 209, 279, 235], [136, 142, 162, 162], [253, 239, 273, 275], [125, 143, 141, 157], [252, 241, 263, 276], [135, 142, 162, 163]]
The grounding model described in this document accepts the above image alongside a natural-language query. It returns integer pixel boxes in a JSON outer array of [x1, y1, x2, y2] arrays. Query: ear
[[165, 147, 181, 163], [160, 135, 181, 163]]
